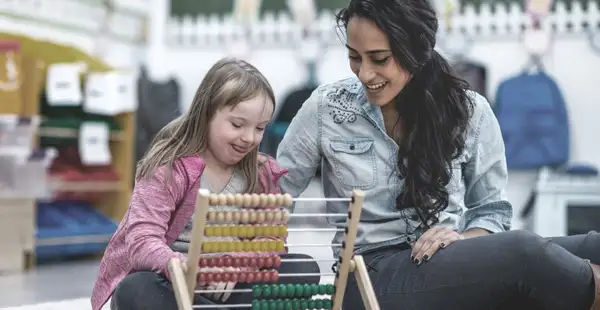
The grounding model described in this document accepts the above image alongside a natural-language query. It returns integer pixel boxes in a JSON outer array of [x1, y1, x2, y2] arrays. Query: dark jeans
[[111, 253, 320, 310], [343, 230, 599, 310]]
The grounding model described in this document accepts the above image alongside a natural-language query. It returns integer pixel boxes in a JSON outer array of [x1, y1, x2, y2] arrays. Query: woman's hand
[[410, 226, 464, 265]]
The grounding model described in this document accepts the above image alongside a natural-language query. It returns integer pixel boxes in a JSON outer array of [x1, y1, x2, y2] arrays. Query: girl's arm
[[124, 162, 188, 277]]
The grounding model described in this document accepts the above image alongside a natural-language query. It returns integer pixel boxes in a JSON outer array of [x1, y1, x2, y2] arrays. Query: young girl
[[91, 58, 320, 310]]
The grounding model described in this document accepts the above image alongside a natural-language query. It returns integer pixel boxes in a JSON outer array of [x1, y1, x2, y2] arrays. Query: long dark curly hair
[[336, 0, 474, 229]]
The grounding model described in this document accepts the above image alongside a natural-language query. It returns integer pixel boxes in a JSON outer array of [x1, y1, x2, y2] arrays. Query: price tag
[[79, 122, 111, 166], [46, 62, 86, 106]]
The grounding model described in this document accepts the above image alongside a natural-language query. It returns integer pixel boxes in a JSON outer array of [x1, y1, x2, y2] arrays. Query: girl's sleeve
[[124, 163, 188, 278]]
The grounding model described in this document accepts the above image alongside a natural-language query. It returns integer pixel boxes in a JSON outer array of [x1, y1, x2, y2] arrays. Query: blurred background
[[0, 0, 599, 309]]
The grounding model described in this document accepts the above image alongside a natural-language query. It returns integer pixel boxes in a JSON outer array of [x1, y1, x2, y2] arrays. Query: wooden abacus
[[168, 189, 380, 310]]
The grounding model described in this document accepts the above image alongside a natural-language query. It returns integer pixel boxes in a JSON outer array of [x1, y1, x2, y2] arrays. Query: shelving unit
[[0, 32, 136, 271]]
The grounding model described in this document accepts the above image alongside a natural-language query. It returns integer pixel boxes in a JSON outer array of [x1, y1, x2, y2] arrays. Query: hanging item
[[0, 41, 22, 114], [233, 0, 263, 25], [84, 70, 137, 116], [494, 70, 570, 170], [79, 121, 112, 166], [45, 62, 87, 106]]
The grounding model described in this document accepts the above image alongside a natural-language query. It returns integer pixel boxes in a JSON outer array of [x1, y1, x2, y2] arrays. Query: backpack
[[494, 71, 570, 170]]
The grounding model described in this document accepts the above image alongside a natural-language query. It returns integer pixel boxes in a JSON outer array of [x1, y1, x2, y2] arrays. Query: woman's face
[[346, 16, 411, 107]]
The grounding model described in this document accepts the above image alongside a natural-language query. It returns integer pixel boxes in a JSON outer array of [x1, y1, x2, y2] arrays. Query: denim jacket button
[[349, 144, 355, 150]]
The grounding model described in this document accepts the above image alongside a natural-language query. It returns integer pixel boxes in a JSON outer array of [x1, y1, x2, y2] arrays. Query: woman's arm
[[276, 88, 323, 203], [125, 163, 187, 277], [459, 94, 513, 238]]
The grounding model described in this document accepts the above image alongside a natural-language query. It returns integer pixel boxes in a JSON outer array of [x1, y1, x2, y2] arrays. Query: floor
[[0, 179, 334, 309]]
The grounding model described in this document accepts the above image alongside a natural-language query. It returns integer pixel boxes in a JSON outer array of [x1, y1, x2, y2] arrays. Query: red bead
[[222, 272, 231, 282], [216, 258, 224, 267], [207, 258, 216, 267], [241, 257, 249, 267], [249, 258, 257, 267], [257, 258, 265, 268], [206, 273, 215, 282], [230, 272, 239, 282], [273, 255, 282, 268], [199, 273, 207, 282], [269, 270, 279, 282], [224, 257, 232, 267], [238, 272, 247, 282], [233, 258, 241, 267], [265, 257, 273, 268], [254, 271, 263, 282], [199, 258, 208, 267], [245, 272, 255, 283]]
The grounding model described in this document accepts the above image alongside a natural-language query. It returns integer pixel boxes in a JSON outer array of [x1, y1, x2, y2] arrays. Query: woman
[[276, 0, 600, 309]]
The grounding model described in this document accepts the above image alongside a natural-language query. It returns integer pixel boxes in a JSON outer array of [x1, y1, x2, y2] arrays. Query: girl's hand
[[199, 267, 238, 302], [410, 226, 464, 265]]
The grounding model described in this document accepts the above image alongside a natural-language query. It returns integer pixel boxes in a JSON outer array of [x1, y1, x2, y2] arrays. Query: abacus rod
[[286, 243, 342, 247], [196, 285, 335, 294], [287, 228, 344, 232], [193, 304, 250, 309], [281, 258, 337, 263], [288, 213, 347, 218], [292, 197, 351, 202], [279, 272, 336, 277]]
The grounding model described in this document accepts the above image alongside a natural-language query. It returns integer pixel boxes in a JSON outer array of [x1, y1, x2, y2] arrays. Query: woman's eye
[[373, 57, 389, 65], [232, 123, 242, 128]]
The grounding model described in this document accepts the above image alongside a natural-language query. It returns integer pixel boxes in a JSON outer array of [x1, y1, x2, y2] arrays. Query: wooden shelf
[[49, 179, 122, 192], [39, 127, 126, 141]]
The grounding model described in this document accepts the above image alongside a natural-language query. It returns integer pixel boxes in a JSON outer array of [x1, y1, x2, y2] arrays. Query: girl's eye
[[256, 127, 265, 132], [349, 55, 360, 61], [232, 123, 242, 128]]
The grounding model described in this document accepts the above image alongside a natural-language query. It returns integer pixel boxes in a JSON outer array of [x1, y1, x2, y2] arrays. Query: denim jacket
[[276, 77, 513, 258]]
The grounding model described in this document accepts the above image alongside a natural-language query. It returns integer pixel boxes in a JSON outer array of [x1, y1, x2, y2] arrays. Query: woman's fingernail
[[423, 254, 430, 261], [413, 257, 420, 264], [440, 243, 446, 248]]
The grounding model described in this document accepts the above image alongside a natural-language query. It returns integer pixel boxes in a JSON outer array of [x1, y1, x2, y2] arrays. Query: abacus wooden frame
[[167, 189, 380, 310]]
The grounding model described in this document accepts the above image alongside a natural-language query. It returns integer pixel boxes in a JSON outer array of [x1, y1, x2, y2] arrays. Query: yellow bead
[[278, 225, 286, 237], [242, 240, 251, 251], [277, 240, 285, 251]]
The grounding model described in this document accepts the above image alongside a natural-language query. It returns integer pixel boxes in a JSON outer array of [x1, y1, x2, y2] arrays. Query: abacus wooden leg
[[186, 189, 211, 299], [332, 189, 366, 310], [352, 255, 380, 310], [168, 258, 193, 310]]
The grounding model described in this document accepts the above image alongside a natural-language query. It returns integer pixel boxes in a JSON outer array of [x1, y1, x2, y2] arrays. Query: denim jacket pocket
[[328, 137, 377, 190]]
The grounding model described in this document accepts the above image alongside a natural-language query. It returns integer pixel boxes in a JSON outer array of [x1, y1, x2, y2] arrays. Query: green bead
[[295, 284, 304, 297], [308, 300, 316, 309], [310, 284, 319, 296], [300, 300, 309, 310], [318, 285, 326, 295], [326, 284, 335, 295], [253, 300, 262, 310], [267, 300, 276, 310], [315, 299, 323, 309], [253, 286, 263, 298], [272, 285, 280, 298], [292, 299, 300, 310], [284, 300, 293, 310], [324, 299, 333, 309], [263, 285, 272, 298], [303, 284, 311, 297], [287, 284, 296, 298], [276, 299, 285, 310], [261, 300, 270, 310], [278, 284, 287, 298]]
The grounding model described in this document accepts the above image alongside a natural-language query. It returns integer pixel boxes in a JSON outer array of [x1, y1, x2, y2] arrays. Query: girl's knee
[[501, 230, 550, 263], [112, 272, 167, 308]]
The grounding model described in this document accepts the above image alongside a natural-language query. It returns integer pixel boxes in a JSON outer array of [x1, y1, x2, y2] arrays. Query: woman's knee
[[279, 253, 321, 284], [498, 230, 552, 265]]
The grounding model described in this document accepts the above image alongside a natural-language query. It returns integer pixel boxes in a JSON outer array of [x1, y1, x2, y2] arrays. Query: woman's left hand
[[410, 226, 464, 265]]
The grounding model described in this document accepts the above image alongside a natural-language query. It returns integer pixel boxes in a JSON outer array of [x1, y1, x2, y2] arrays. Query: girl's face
[[346, 16, 412, 107], [206, 94, 273, 168]]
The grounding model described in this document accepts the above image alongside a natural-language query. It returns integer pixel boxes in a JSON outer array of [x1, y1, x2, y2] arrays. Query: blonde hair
[[136, 57, 276, 193]]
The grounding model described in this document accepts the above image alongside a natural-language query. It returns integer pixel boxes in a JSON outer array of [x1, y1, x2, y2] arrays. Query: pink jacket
[[91, 155, 287, 310]]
